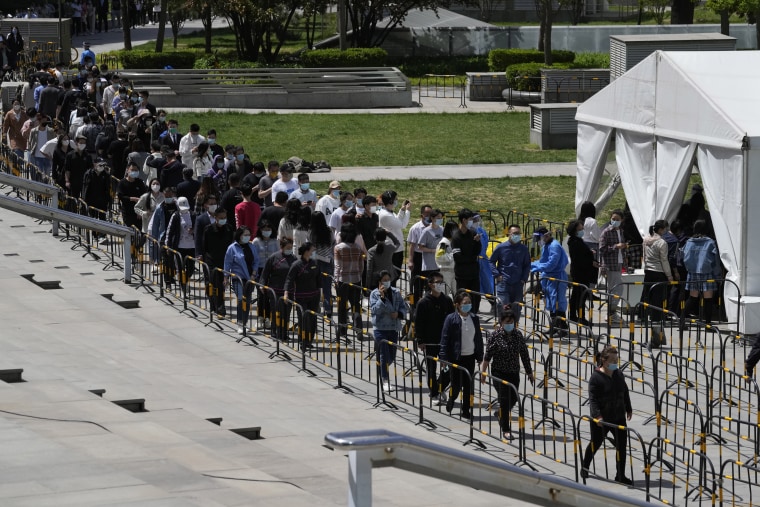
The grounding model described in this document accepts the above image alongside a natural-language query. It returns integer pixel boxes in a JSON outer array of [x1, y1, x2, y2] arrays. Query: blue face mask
[[510, 233, 522, 243], [607, 363, 619, 371], [610, 220, 621, 228], [435, 218, 443, 227], [300, 183, 310, 191], [577, 230, 585, 238], [236, 154, 245, 162], [461, 303, 472, 313], [503, 323, 515, 332], [207, 138, 216, 145], [344, 200, 353, 207]]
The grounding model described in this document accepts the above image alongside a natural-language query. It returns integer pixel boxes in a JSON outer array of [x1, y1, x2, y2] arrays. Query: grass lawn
[[172, 112, 576, 167]]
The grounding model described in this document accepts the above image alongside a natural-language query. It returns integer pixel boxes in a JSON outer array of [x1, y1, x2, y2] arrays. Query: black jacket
[[451, 228, 482, 279], [746, 333, 760, 376], [414, 292, 455, 346], [440, 312, 484, 363], [568, 235, 597, 285], [587, 368, 631, 423], [203, 222, 233, 268]]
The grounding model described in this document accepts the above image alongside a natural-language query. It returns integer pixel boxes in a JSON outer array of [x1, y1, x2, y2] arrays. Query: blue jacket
[[223, 241, 260, 282], [439, 312, 484, 362], [370, 287, 407, 331], [490, 240, 531, 285], [682, 236, 721, 278], [531, 239, 569, 278]]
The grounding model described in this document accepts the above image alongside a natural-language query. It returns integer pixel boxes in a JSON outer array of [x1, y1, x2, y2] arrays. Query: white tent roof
[[575, 50, 760, 149]]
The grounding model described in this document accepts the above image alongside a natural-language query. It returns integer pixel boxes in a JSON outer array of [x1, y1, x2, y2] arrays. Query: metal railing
[[323, 428, 653, 507]]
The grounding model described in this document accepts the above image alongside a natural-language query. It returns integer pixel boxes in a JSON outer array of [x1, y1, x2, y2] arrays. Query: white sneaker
[[237, 327, 244, 335], [435, 391, 447, 406], [263, 318, 271, 328], [382, 381, 392, 393]]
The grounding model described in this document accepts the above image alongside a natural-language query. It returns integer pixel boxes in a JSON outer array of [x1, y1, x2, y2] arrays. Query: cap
[[329, 180, 341, 189], [535, 227, 549, 235], [83, 41, 90, 47], [177, 197, 190, 210]]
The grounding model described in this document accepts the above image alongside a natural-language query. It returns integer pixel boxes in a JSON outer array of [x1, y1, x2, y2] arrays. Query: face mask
[[461, 303, 472, 313], [369, 205, 378, 214], [423, 217, 431, 225], [284, 248, 293, 256], [130, 97, 139, 104], [119, 94, 127, 100], [12, 29, 17, 34], [577, 230, 585, 238], [95, 166, 104, 173], [503, 323, 515, 332], [158, 116, 166, 123], [164, 197, 174, 204], [435, 218, 443, 227], [207, 204, 217, 213], [169, 127, 178, 134], [434, 283, 445, 293], [607, 363, 619, 371], [236, 154, 245, 162], [226, 153, 234, 160], [611, 220, 621, 228], [206, 137, 216, 145], [217, 218, 227, 226], [240, 235, 251, 243], [466, 220, 474, 230], [137, 97, 143, 103], [393, 201, 398, 208], [262, 230, 272, 238], [216, 162, 224, 169], [300, 183, 310, 191], [356, 206, 365, 214], [129, 171, 140, 179], [151, 184, 160, 192], [344, 200, 353, 207], [145, 120, 153, 126], [77, 143, 86, 150], [510, 234, 522, 243], [332, 190, 340, 198], [381, 280, 391, 289], [13, 104, 20, 112]]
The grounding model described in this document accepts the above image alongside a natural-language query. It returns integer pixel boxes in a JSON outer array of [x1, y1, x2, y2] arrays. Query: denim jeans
[[373, 329, 398, 381], [496, 281, 524, 320]]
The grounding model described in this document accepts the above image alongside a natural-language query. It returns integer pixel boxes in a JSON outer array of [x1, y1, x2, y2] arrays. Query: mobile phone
[[403, 200, 410, 206]]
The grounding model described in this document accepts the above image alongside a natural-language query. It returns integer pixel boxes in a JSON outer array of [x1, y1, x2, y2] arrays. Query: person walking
[[370, 270, 407, 393], [440, 291, 484, 420], [490, 224, 531, 321], [580, 345, 633, 485], [414, 273, 454, 405], [480, 308, 534, 441]]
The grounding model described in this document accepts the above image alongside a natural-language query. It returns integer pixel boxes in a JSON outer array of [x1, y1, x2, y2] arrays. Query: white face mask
[[434, 283, 445, 293], [217, 218, 227, 226], [381, 280, 391, 289], [151, 184, 160, 192], [95, 166, 104, 173], [262, 230, 272, 238], [240, 235, 251, 243], [77, 143, 87, 151], [207, 204, 217, 213], [369, 205, 378, 214]]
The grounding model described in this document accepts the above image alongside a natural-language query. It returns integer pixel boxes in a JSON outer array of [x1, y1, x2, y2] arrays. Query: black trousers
[[492, 369, 520, 433], [423, 344, 450, 397], [448, 354, 476, 415], [336, 281, 363, 339], [391, 251, 404, 288], [642, 270, 669, 322], [411, 251, 423, 303], [296, 296, 319, 343], [582, 420, 628, 478]]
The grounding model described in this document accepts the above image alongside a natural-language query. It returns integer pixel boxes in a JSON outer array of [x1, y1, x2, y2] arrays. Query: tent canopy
[[575, 50, 760, 333]]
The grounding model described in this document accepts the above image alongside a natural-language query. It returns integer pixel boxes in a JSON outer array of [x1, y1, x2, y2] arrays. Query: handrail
[[324, 429, 652, 507], [0, 171, 59, 235], [0, 195, 134, 283]]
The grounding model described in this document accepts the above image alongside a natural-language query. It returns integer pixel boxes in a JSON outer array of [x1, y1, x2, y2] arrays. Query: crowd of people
[[5, 1, 163, 33]]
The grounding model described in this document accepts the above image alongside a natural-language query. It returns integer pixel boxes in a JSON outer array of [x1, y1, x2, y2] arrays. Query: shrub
[[114, 50, 197, 69], [505, 62, 571, 91], [397, 56, 489, 77], [571, 51, 610, 69], [300, 48, 388, 67], [488, 49, 575, 72]]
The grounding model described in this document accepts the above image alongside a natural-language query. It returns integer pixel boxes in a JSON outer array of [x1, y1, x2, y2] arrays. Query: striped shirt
[[334, 242, 365, 284]]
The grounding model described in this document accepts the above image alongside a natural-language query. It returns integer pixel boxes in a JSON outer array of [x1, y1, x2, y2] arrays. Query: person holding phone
[[291, 173, 317, 209]]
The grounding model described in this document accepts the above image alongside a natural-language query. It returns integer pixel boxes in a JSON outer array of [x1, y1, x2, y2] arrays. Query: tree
[[705, 0, 738, 34], [643, 0, 670, 23], [347, 0, 451, 48], [302, 0, 331, 48], [217, 0, 301, 62], [534, 0, 571, 65], [121, 0, 133, 50], [156, 0, 169, 52], [671, 0, 696, 23]]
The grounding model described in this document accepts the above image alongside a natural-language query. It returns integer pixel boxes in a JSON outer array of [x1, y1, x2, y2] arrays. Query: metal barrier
[[657, 389, 710, 450], [416, 74, 466, 108], [521, 394, 580, 478], [545, 350, 597, 419], [646, 437, 717, 506], [719, 459, 760, 507], [576, 416, 649, 487], [654, 351, 712, 416], [476, 371, 527, 462], [0, 171, 60, 234]]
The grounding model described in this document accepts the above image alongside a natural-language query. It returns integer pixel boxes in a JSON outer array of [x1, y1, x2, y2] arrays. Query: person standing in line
[[435, 222, 458, 297], [530, 227, 570, 337], [333, 223, 365, 342], [234, 183, 261, 239], [415, 273, 454, 405], [567, 220, 597, 326], [252, 220, 279, 327], [440, 291, 483, 420], [406, 204, 433, 302], [224, 226, 260, 335], [580, 345, 633, 486], [203, 207, 233, 317], [681, 219, 723, 331], [284, 243, 321, 350], [640, 220, 674, 327], [315, 180, 341, 218], [599, 209, 629, 325], [257, 160, 280, 208], [260, 237, 297, 341], [377, 190, 411, 287], [480, 308, 534, 441], [490, 224, 531, 321], [370, 270, 408, 393], [451, 209, 482, 314]]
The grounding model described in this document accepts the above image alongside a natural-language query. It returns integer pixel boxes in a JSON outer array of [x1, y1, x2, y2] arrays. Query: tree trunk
[[537, 18, 545, 52], [670, 0, 695, 24], [155, 0, 167, 52], [121, 0, 132, 50], [544, 13, 553, 65], [203, 4, 212, 54], [720, 10, 730, 35]]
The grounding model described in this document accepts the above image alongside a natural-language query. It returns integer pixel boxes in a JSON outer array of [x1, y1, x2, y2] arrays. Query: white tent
[[574, 50, 760, 333]]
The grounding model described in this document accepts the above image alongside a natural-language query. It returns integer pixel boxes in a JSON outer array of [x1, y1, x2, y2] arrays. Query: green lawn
[[172, 112, 577, 167]]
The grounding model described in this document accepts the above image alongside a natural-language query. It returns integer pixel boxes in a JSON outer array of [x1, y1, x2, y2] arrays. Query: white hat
[[177, 197, 190, 211]]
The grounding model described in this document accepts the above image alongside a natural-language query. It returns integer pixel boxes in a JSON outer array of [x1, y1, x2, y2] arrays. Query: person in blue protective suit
[[531, 227, 570, 337]]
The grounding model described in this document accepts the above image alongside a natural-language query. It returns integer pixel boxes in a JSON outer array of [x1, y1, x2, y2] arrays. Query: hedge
[[488, 49, 575, 72], [300, 48, 388, 67], [397, 56, 488, 77], [114, 50, 197, 69], [505, 62, 572, 91]]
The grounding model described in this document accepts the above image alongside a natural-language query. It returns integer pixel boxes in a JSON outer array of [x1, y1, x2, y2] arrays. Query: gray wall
[[385, 24, 757, 57]]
